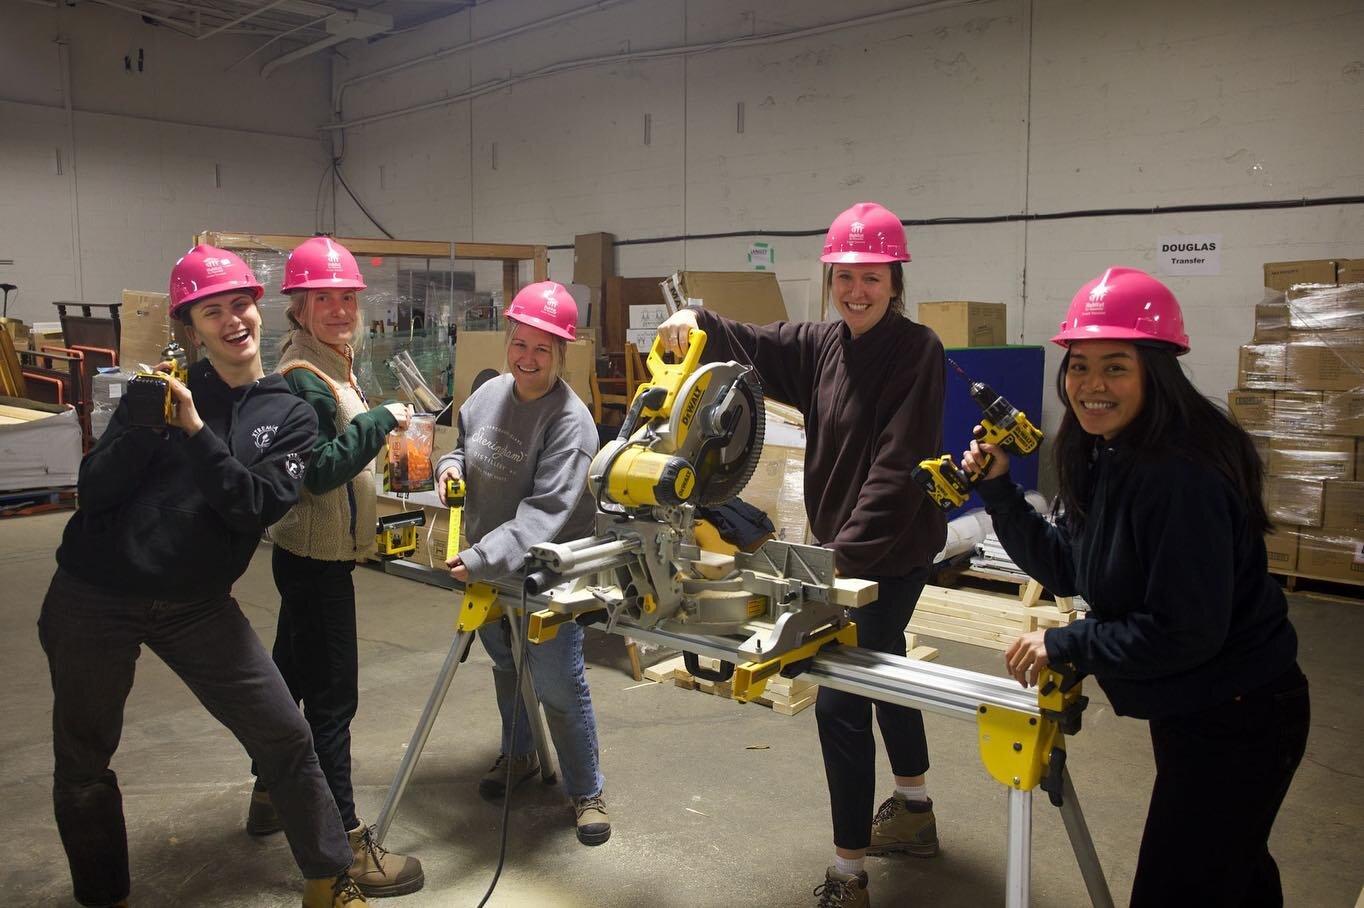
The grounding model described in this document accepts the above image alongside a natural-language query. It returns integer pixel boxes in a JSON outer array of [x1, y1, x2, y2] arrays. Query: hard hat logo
[[849, 221, 866, 244]]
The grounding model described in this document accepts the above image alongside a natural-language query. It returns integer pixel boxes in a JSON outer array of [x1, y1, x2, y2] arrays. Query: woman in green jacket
[[248, 237, 424, 898]]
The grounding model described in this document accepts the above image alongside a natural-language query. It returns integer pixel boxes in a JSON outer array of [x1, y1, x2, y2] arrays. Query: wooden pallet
[[643, 639, 941, 716], [908, 584, 1078, 651]]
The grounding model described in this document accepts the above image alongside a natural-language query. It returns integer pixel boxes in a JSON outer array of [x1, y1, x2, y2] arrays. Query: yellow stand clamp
[[528, 608, 574, 643], [730, 621, 858, 703], [456, 582, 501, 634], [976, 665, 1085, 791], [445, 477, 466, 564]]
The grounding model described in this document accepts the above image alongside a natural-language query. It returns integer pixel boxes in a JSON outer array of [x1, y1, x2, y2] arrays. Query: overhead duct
[[261, 7, 391, 77]]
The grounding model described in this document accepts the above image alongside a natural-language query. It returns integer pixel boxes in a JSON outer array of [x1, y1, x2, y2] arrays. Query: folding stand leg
[[505, 610, 561, 784], [1005, 787, 1032, 908], [374, 629, 476, 844], [1058, 767, 1114, 908]]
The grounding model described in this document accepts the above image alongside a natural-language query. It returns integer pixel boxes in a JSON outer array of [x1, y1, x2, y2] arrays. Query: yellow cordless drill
[[912, 360, 1044, 512], [125, 342, 189, 429]]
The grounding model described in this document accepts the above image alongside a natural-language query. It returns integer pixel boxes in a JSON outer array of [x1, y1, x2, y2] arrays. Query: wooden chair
[[589, 342, 648, 424]]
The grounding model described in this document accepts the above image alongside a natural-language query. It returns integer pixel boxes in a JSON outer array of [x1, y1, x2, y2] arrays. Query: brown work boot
[[868, 794, 939, 857], [813, 867, 870, 907], [478, 751, 539, 801], [246, 780, 283, 836], [571, 792, 611, 846], [347, 822, 425, 897], [301, 872, 369, 907]]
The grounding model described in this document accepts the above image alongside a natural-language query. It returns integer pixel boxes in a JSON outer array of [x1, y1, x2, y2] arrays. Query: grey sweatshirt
[[435, 374, 598, 582]]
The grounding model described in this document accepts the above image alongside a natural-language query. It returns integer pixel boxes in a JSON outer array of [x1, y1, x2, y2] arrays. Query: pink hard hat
[[281, 236, 367, 292], [506, 281, 578, 341], [1052, 267, 1189, 354], [820, 202, 910, 264], [168, 244, 264, 318]]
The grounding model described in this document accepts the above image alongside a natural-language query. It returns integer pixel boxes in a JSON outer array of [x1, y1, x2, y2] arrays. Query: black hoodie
[[56, 359, 319, 600], [977, 441, 1298, 720]]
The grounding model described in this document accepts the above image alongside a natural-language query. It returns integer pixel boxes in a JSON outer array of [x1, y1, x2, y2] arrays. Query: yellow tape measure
[[445, 477, 466, 563]]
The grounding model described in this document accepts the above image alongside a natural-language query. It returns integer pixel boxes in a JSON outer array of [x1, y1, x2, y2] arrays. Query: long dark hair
[[1052, 343, 1270, 534]]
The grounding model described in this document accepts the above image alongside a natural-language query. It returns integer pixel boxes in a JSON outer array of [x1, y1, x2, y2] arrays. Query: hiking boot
[[247, 780, 283, 836], [813, 867, 869, 908], [868, 794, 939, 857], [347, 822, 425, 897], [478, 752, 539, 801], [572, 793, 611, 846], [302, 872, 369, 907]]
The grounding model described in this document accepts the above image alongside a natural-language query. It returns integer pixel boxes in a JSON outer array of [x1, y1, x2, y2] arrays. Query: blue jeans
[[478, 617, 604, 799]]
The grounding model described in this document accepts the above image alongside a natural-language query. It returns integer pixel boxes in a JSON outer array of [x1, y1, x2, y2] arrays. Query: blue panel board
[[938, 346, 1046, 512]]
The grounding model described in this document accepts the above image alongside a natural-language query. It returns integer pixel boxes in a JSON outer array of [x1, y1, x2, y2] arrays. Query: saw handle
[[642, 328, 708, 410], [683, 651, 735, 683]]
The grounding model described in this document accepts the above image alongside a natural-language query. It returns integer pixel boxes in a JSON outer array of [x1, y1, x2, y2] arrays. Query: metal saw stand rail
[[374, 561, 1113, 907]]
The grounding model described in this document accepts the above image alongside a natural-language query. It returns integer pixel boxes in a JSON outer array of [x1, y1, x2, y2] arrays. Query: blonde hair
[[286, 289, 363, 338], [505, 320, 567, 381]]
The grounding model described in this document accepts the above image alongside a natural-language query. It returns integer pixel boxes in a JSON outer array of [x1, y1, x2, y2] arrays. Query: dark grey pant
[[38, 568, 353, 907]]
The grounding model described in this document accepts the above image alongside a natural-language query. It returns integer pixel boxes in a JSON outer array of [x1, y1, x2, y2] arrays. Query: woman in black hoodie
[[965, 267, 1308, 907], [39, 245, 367, 908]]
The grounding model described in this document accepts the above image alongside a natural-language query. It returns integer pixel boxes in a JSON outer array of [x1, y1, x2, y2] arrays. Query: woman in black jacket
[[964, 267, 1309, 907], [39, 245, 367, 908]]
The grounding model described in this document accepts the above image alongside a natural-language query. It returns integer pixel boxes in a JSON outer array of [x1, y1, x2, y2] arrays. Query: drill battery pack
[[125, 373, 173, 429]]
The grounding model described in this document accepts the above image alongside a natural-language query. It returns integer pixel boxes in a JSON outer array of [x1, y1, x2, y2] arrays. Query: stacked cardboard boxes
[[1231, 259, 1364, 584]]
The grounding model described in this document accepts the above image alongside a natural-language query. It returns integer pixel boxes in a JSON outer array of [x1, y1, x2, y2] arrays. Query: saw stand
[[372, 582, 562, 843], [373, 567, 1114, 908]]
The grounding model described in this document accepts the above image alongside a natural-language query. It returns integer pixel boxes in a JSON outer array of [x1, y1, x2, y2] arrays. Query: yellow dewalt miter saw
[[526, 330, 859, 699]]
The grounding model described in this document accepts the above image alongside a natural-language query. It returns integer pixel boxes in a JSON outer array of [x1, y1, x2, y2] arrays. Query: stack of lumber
[[909, 584, 1077, 651], [643, 638, 940, 716]]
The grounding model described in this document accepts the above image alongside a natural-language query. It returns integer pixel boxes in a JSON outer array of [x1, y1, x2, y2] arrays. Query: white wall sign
[[747, 242, 773, 271], [1157, 234, 1222, 276]]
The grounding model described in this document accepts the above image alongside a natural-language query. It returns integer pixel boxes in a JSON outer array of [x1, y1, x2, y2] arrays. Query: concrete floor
[[2, 510, 1361, 907]]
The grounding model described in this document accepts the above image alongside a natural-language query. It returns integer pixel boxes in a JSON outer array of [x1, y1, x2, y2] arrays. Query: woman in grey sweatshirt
[[435, 281, 609, 846]]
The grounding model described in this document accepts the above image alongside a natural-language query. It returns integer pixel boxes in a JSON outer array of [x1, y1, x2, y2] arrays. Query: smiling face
[[184, 291, 262, 368], [506, 322, 558, 401], [830, 263, 895, 336], [1064, 340, 1145, 440], [304, 288, 359, 348]]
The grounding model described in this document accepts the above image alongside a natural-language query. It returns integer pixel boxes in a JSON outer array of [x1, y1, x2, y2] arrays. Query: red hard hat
[[1052, 267, 1189, 354], [281, 237, 367, 292], [506, 281, 578, 341], [168, 244, 264, 318], [820, 202, 910, 264]]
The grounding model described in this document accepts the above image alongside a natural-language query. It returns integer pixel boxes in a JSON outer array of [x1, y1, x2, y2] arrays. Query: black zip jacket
[[976, 441, 1297, 719], [56, 359, 319, 600], [692, 307, 947, 577]]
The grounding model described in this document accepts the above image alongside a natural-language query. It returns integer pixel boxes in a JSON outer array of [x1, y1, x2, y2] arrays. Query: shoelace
[[355, 826, 391, 867], [872, 795, 904, 824], [333, 873, 367, 904], [813, 877, 855, 908], [574, 794, 606, 818]]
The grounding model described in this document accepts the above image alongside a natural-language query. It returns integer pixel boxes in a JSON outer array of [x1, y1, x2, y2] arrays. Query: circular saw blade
[[683, 366, 766, 506]]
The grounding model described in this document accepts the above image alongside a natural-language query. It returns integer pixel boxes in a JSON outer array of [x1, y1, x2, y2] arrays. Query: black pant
[[39, 568, 352, 907], [1131, 664, 1310, 908], [265, 546, 361, 829], [816, 569, 931, 850]]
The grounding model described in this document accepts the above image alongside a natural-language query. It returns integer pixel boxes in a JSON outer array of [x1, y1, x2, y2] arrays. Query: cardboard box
[[1227, 389, 1272, 430], [452, 330, 595, 416], [1264, 528, 1299, 573], [1267, 435, 1355, 480], [1262, 259, 1337, 293], [1238, 344, 1285, 389], [1283, 342, 1364, 392], [1284, 282, 1364, 332], [1271, 390, 1325, 434], [0, 317, 28, 347], [739, 442, 809, 544], [1249, 432, 1271, 468], [119, 289, 172, 368], [676, 271, 788, 325], [916, 301, 1008, 347], [573, 233, 614, 289], [1324, 390, 1364, 436], [1296, 528, 1364, 583], [1322, 480, 1364, 532], [1252, 302, 1289, 342], [1263, 476, 1323, 527], [1338, 262, 1364, 284]]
